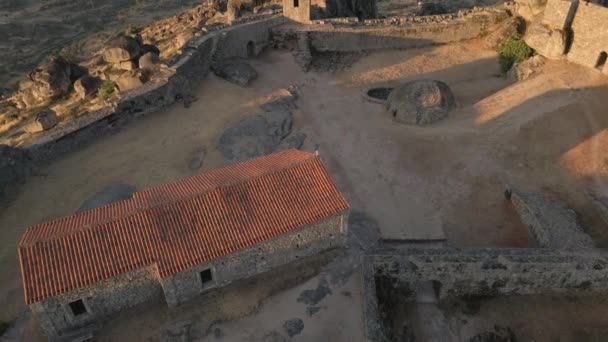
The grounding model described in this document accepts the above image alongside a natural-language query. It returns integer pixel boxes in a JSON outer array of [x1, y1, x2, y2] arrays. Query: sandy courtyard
[[2, 38, 608, 340]]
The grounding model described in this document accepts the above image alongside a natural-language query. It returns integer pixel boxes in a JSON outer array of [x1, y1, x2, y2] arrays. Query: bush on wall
[[498, 33, 534, 74]]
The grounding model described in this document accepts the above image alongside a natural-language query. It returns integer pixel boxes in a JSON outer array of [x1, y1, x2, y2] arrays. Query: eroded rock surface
[[212, 60, 258, 87], [387, 80, 456, 126], [15, 57, 86, 108], [74, 75, 102, 100], [524, 22, 566, 59], [218, 91, 306, 163], [24, 109, 58, 133]]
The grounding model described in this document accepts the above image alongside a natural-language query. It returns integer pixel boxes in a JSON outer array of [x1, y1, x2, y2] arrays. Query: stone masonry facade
[[160, 212, 348, 307], [32, 211, 348, 339], [31, 265, 163, 338]]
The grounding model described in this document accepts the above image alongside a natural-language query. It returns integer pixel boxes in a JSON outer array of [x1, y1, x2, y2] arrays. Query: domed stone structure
[[387, 80, 456, 126]]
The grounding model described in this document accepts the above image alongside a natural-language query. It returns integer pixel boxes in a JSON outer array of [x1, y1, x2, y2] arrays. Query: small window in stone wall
[[200, 269, 213, 287], [294, 0, 299, 8], [69, 299, 87, 316]]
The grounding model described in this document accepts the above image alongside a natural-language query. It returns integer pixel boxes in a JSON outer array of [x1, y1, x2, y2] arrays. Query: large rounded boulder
[[103, 36, 141, 63], [387, 80, 456, 126]]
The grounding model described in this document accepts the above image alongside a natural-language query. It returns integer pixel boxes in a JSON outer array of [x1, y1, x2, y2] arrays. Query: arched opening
[[247, 41, 255, 58], [596, 51, 607, 70]]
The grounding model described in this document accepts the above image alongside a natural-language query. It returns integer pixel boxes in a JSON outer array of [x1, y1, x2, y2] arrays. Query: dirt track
[[2, 39, 608, 340]]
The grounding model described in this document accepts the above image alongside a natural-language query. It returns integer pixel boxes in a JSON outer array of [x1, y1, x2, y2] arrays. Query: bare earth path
[[2, 39, 608, 340]]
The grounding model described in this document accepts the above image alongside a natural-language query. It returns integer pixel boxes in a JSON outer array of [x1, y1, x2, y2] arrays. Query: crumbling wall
[[31, 265, 162, 339], [161, 212, 348, 307], [362, 248, 608, 341], [567, 1, 608, 73]]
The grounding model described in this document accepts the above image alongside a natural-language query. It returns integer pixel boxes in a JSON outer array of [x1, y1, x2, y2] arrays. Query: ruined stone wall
[[293, 9, 510, 53], [161, 211, 348, 307], [283, 0, 311, 23], [213, 16, 287, 60], [567, 1, 608, 72], [31, 265, 162, 339], [362, 247, 608, 341]]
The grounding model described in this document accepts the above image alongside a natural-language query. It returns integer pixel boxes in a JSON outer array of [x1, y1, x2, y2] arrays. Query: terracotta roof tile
[[18, 149, 349, 305]]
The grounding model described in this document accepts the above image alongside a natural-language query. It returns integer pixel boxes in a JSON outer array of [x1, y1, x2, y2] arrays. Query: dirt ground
[[2, 38, 608, 340]]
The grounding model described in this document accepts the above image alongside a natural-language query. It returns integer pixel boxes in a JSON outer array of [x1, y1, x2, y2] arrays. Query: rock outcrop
[[218, 90, 306, 163], [103, 36, 142, 64], [74, 75, 102, 100], [24, 109, 59, 133], [116, 69, 149, 91], [387, 80, 456, 126], [15, 57, 86, 108], [524, 22, 566, 59], [515, 0, 548, 21], [138, 52, 160, 69], [212, 60, 258, 87]]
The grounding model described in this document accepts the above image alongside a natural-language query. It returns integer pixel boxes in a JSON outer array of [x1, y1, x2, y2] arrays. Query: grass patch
[[98, 80, 118, 101], [498, 33, 534, 74]]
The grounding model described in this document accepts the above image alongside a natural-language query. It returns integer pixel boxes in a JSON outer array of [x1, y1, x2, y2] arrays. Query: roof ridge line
[[19, 151, 319, 247]]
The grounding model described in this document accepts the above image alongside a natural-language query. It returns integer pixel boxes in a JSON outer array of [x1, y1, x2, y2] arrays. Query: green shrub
[[125, 23, 141, 36], [0, 320, 9, 336], [98, 80, 118, 101], [498, 33, 534, 74]]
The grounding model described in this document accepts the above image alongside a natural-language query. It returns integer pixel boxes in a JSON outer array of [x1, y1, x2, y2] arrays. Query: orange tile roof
[[18, 149, 349, 305]]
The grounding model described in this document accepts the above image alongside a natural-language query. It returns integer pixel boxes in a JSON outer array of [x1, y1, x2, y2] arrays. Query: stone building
[[283, 0, 311, 23], [18, 149, 350, 339]]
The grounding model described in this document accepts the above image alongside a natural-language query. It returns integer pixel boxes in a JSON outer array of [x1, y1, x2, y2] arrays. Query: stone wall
[[567, 1, 608, 72], [161, 211, 348, 307], [31, 265, 162, 339], [283, 0, 311, 23], [362, 247, 608, 341], [213, 16, 287, 61], [277, 8, 511, 54]]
